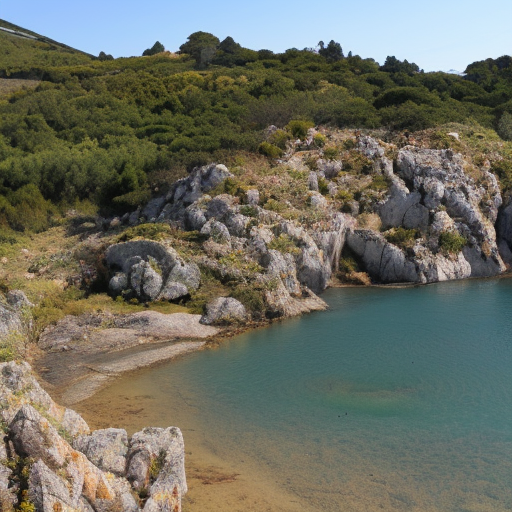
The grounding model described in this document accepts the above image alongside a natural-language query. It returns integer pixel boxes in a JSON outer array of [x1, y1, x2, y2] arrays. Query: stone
[[0, 303, 21, 336], [200, 297, 247, 325], [224, 213, 249, 238], [200, 220, 231, 244], [246, 189, 259, 206], [29, 460, 79, 512], [74, 428, 129, 476], [347, 230, 419, 283], [158, 282, 189, 301], [317, 159, 342, 179], [106, 241, 179, 277], [6, 290, 33, 309], [206, 194, 237, 220], [127, 427, 187, 497], [309, 192, 327, 209], [109, 272, 128, 296], [296, 247, 331, 293], [167, 262, 201, 291], [261, 250, 301, 296], [308, 172, 319, 191], [357, 136, 384, 159], [184, 204, 207, 231], [142, 197, 166, 221], [130, 261, 163, 301]]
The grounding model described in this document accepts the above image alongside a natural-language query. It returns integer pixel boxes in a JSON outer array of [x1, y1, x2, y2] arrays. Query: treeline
[[0, 28, 512, 231]]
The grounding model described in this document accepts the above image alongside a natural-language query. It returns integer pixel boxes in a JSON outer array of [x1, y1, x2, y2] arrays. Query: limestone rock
[[158, 281, 189, 301], [109, 272, 128, 296], [74, 428, 129, 476], [127, 427, 187, 497], [308, 172, 319, 191], [246, 189, 259, 206], [261, 250, 301, 296], [106, 241, 178, 277], [6, 290, 33, 309], [200, 297, 247, 325], [200, 219, 231, 244], [130, 261, 163, 301], [167, 262, 200, 291]]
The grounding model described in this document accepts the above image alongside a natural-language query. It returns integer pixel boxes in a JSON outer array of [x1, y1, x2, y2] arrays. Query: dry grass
[[0, 78, 39, 98]]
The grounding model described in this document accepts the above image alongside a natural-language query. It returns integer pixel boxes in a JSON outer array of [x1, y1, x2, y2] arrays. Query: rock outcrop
[[105, 240, 200, 302], [346, 142, 506, 283], [0, 361, 187, 512]]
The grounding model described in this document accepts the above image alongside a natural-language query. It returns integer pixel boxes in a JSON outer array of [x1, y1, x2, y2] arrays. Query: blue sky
[[4, 0, 511, 72]]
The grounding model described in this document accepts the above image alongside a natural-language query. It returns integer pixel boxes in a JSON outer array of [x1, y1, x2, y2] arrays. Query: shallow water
[[81, 278, 512, 511]]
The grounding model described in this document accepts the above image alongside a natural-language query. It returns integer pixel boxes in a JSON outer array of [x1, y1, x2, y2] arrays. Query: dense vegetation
[[1, 21, 512, 233]]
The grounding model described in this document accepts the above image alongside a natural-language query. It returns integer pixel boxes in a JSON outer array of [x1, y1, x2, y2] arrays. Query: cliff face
[[0, 361, 187, 512], [104, 133, 509, 322]]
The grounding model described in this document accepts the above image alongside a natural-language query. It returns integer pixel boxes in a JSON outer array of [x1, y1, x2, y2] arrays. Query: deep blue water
[[88, 278, 512, 511]]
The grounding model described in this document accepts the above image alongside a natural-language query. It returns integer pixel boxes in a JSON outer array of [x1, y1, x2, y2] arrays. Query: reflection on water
[[80, 277, 512, 512]]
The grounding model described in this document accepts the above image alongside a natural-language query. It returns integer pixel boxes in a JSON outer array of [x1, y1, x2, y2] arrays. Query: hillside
[[0, 20, 511, 357]]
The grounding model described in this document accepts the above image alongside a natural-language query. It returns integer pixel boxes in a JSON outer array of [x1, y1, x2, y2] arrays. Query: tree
[[380, 56, 420, 75], [143, 41, 165, 57], [318, 40, 343, 62], [98, 51, 114, 61], [179, 32, 220, 67]]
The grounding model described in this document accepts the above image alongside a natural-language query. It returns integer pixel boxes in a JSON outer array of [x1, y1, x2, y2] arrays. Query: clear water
[[87, 278, 512, 511]]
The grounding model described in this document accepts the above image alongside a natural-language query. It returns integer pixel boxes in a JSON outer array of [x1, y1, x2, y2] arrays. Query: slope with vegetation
[[0, 22, 511, 359]]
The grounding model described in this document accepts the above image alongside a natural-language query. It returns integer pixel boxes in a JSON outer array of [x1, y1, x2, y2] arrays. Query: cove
[[78, 277, 512, 511]]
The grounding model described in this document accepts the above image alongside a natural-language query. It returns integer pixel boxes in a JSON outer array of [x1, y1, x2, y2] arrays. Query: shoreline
[[34, 272, 512, 406]]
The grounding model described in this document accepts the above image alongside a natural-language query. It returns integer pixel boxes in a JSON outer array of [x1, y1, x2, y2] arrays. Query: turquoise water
[[91, 278, 512, 511]]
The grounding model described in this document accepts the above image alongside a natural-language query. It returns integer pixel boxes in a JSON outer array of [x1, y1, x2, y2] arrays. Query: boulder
[[200, 220, 231, 244], [74, 428, 129, 476], [130, 261, 163, 301], [109, 272, 128, 296], [158, 282, 189, 301], [200, 297, 247, 325], [246, 189, 259, 206], [261, 250, 301, 296], [308, 172, 319, 191], [167, 262, 201, 291], [127, 427, 187, 497], [6, 290, 33, 309], [106, 241, 178, 278]]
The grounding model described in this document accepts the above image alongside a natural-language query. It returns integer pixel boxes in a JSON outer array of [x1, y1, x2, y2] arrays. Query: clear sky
[[4, 0, 511, 72]]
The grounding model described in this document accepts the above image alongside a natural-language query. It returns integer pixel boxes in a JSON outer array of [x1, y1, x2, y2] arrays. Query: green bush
[[258, 142, 283, 158], [268, 129, 291, 149], [491, 159, 512, 192], [438, 231, 466, 254], [323, 146, 339, 160], [384, 227, 418, 249], [285, 119, 314, 139], [267, 234, 300, 255], [313, 133, 326, 147], [230, 285, 265, 314]]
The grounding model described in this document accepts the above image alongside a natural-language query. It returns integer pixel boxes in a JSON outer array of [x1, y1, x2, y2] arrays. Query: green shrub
[[491, 159, 512, 192], [323, 146, 339, 160], [313, 133, 327, 147], [258, 142, 283, 158], [384, 227, 418, 249], [116, 223, 172, 242], [370, 174, 390, 191], [268, 234, 300, 255], [285, 119, 314, 139], [239, 205, 259, 217], [339, 256, 359, 274], [264, 198, 285, 212], [230, 285, 265, 314], [268, 129, 291, 149], [317, 177, 330, 195], [438, 231, 466, 254]]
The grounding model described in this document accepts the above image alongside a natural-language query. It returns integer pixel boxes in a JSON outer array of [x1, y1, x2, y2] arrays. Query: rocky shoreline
[[0, 361, 188, 511], [2, 130, 512, 511]]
